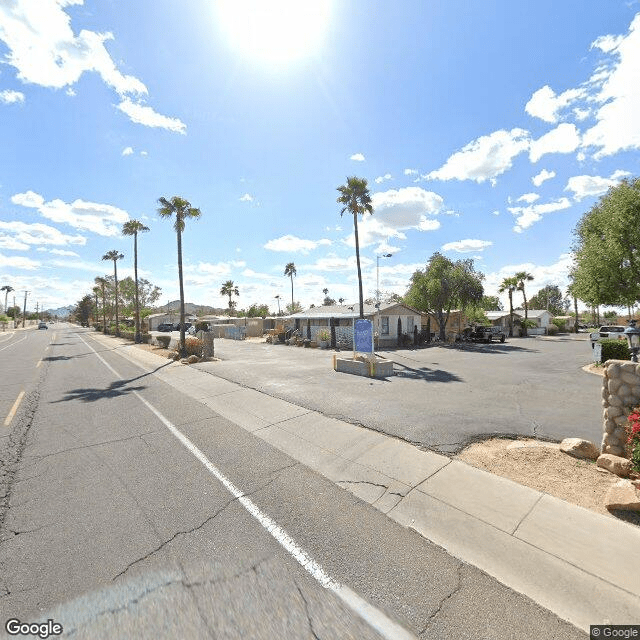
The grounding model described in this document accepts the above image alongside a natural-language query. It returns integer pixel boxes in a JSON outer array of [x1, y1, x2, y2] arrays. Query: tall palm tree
[[94, 277, 108, 334], [158, 196, 202, 357], [515, 271, 534, 337], [284, 262, 296, 307], [498, 276, 518, 337], [337, 176, 373, 318], [1, 285, 14, 314], [91, 286, 100, 326], [220, 280, 239, 311], [102, 251, 124, 336], [122, 219, 150, 343]]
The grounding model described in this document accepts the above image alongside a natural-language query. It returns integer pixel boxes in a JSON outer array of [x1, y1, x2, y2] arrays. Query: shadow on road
[[52, 381, 147, 403], [43, 354, 88, 362], [393, 362, 462, 382], [443, 343, 539, 354]]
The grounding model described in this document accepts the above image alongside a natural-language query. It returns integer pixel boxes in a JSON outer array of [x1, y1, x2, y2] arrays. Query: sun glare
[[216, 0, 331, 65]]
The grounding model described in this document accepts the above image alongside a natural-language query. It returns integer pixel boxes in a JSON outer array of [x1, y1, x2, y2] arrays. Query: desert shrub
[[142, 333, 151, 344], [195, 321, 209, 332], [551, 319, 566, 332], [120, 330, 135, 341], [317, 329, 330, 341], [184, 337, 203, 356], [156, 335, 171, 349], [546, 324, 559, 336], [94, 324, 103, 332], [599, 338, 630, 362]]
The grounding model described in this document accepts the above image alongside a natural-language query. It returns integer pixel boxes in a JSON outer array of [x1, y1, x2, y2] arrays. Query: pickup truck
[[464, 326, 506, 343], [590, 325, 626, 348]]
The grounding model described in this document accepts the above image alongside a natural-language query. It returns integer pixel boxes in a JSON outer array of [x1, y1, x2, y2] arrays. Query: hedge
[[599, 338, 630, 362]]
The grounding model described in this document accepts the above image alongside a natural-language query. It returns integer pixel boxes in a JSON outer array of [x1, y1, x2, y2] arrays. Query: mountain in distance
[[154, 301, 228, 316], [45, 305, 74, 318]]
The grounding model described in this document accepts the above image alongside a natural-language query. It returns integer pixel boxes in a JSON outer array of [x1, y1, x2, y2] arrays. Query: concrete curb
[[87, 331, 640, 630]]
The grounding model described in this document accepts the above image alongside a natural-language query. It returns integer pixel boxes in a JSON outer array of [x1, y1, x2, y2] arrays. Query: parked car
[[463, 326, 506, 343], [173, 322, 193, 332], [38, 322, 48, 330], [157, 323, 174, 332], [590, 325, 627, 348]]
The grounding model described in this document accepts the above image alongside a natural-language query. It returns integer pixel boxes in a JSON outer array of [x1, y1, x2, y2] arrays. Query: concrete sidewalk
[[89, 333, 640, 631]]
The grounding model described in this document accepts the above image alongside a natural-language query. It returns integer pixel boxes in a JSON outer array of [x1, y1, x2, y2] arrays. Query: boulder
[[605, 480, 640, 512], [597, 453, 633, 478], [187, 355, 199, 364], [559, 438, 600, 461]]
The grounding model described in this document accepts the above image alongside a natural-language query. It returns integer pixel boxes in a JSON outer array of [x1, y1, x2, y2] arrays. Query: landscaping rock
[[168, 352, 179, 360], [597, 453, 632, 478], [187, 355, 199, 364], [559, 438, 600, 461], [605, 480, 640, 512]]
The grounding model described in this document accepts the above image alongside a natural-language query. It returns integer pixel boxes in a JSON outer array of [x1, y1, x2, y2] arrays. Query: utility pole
[[36, 301, 39, 319], [22, 290, 29, 328]]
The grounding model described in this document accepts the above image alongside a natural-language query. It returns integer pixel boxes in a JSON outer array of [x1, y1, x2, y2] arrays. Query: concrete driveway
[[194, 335, 603, 453]]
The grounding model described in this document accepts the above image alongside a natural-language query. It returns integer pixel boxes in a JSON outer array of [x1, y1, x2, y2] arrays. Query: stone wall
[[602, 359, 640, 456]]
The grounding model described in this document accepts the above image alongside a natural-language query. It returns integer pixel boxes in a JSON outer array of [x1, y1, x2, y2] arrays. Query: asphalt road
[[199, 335, 603, 453], [0, 326, 585, 639]]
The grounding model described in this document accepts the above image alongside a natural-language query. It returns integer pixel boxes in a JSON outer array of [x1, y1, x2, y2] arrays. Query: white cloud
[[525, 85, 586, 123], [425, 128, 530, 184], [404, 169, 418, 175], [239, 193, 254, 202], [0, 252, 40, 270], [303, 254, 373, 272], [0, 220, 86, 247], [0, 89, 24, 104], [532, 169, 556, 187], [508, 198, 572, 233], [582, 15, 640, 157], [49, 248, 80, 256], [116, 99, 186, 134], [374, 173, 392, 184], [517, 193, 540, 204], [350, 153, 365, 161], [264, 235, 331, 253], [0, 236, 29, 250], [573, 107, 590, 121], [441, 239, 493, 253], [140, 150, 148, 157], [121, 146, 134, 156], [242, 268, 272, 280], [529, 123, 581, 163], [564, 170, 631, 201], [11, 190, 129, 236], [491, 210, 500, 216]]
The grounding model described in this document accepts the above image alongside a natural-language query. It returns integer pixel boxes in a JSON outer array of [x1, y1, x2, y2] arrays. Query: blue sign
[[354, 319, 373, 353]]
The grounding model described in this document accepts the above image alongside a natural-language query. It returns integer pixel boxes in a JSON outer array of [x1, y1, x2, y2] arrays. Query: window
[[381, 316, 389, 335], [407, 316, 414, 332]]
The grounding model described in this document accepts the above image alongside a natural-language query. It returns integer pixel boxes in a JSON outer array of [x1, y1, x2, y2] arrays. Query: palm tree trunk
[[4, 291, 8, 315], [354, 212, 364, 318], [133, 232, 141, 342], [522, 290, 528, 337], [177, 227, 186, 357], [508, 292, 513, 337], [290, 275, 294, 308], [101, 285, 106, 334], [114, 260, 120, 336]]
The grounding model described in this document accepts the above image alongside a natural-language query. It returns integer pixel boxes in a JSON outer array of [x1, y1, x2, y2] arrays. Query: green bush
[[94, 324, 103, 332], [156, 335, 171, 349], [120, 330, 135, 341], [184, 337, 203, 356], [547, 324, 559, 335], [551, 319, 566, 332], [142, 333, 151, 344], [195, 321, 209, 332], [599, 338, 630, 362]]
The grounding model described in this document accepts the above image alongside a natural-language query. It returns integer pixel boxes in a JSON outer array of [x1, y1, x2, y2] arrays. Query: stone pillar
[[602, 360, 640, 456], [200, 331, 214, 359]]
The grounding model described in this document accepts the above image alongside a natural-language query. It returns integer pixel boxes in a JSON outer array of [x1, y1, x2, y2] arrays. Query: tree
[[515, 271, 534, 337], [285, 301, 302, 314], [74, 295, 93, 326], [404, 252, 484, 341], [246, 303, 270, 317], [220, 280, 239, 311], [572, 177, 640, 310], [1, 285, 13, 314], [92, 286, 100, 325], [527, 285, 569, 316], [479, 295, 503, 311], [118, 277, 162, 316], [122, 219, 150, 343], [337, 176, 373, 318], [498, 276, 518, 337], [5, 305, 20, 319], [284, 262, 297, 307], [338, 297, 345, 304], [158, 196, 202, 357], [102, 250, 124, 335]]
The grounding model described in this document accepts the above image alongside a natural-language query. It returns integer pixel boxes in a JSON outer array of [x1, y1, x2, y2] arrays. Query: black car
[[157, 323, 174, 332], [173, 322, 192, 332]]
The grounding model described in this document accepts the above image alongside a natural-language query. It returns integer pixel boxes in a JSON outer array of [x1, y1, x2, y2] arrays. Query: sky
[[1, 0, 639, 315]]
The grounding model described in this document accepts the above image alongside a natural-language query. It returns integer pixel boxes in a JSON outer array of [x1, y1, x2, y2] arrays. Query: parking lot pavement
[[196, 336, 603, 453]]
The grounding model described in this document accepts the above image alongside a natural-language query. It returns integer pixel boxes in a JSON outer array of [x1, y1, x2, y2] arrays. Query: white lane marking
[[4, 390, 25, 427], [0, 332, 16, 343], [0, 335, 27, 352], [36, 359, 42, 368], [77, 333, 416, 640]]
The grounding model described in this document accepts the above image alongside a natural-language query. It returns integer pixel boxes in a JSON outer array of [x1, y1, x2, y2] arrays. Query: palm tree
[[284, 262, 296, 307], [91, 286, 100, 325], [337, 176, 373, 318], [122, 219, 150, 343], [102, 251, 124, 336], [515, 271, 534, 337], [1, 285, 14, 314], [158, 196, 202, 357], [94, 277, 108, 334], [338, 297, 345, 304], [498, 276, 518, 337], [220, 280, 239, 311]]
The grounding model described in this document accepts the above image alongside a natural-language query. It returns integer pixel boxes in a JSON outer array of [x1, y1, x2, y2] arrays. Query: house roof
[[486, 311, 522, 320], [520, 309, 553, 318], [289, 302, 422, 320]]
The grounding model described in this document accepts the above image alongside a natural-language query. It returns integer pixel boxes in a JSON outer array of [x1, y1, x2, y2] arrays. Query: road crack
[[419, 562, 465, 635], [294, 580, 321, 640]]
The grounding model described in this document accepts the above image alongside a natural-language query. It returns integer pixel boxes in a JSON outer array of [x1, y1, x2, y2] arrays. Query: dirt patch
[[133, 342, 174, 359], [456, 438, 640, 525]]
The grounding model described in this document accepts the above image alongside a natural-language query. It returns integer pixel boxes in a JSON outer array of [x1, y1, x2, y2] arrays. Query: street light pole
[[275, 295, 281, 316], [22, 290, 29, 328]]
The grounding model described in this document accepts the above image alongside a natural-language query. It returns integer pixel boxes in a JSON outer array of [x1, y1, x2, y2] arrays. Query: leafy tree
[[498, 276, 518, 337], [323, 296, 336, 306], [515, 271, 534, 336], [102, 250, 124, 336], [122, 219, 150, 342], [246, 303, 270, 317], [527, 285, 569, 316], [74, 295, 93, 326], [466, 307, 490, 325], [220, 280, 239, 311], [572, 177, 640, 309], [286, 301, 302, 314], [338, 297, 345, 304], [284, 262, 296, 307], [337, 176, 373, 318], [158, 195, 202, 357], [404, 252, 484, 341], [479, 295, 503, 311], [5, 306, 20, 319], [1, 285, 14, 314], [118, 277, 162, 315]]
